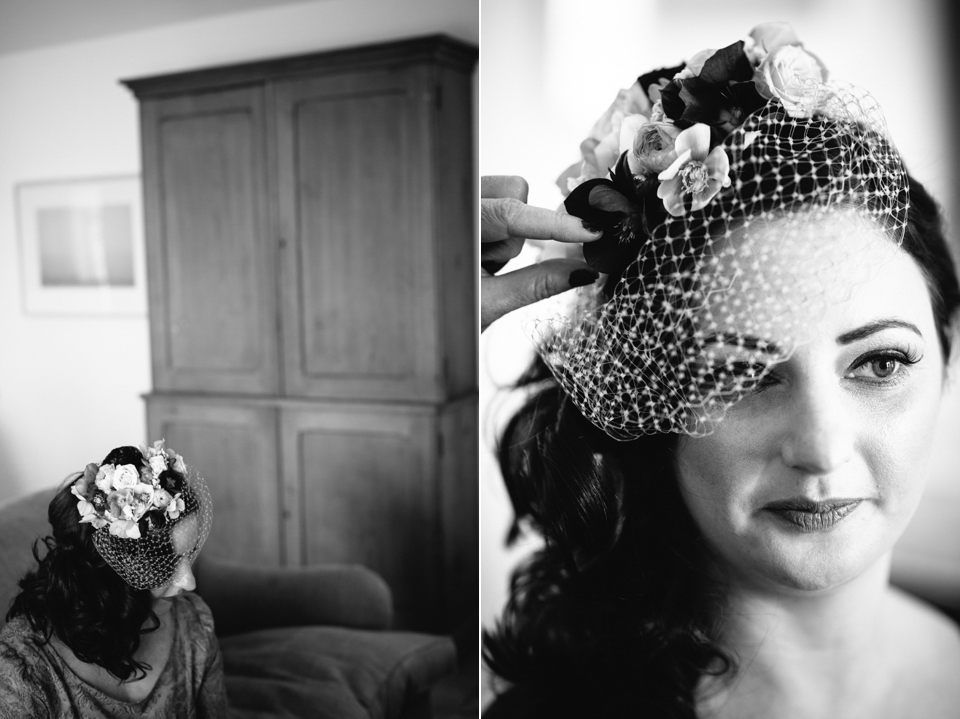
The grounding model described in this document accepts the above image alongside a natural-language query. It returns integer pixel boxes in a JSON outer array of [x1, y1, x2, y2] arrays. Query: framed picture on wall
[[16, 176, 146, 316]]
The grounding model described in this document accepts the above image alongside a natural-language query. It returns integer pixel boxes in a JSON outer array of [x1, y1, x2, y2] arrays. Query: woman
[[483, 23, 960, 718], [0, 441, 226, 718]]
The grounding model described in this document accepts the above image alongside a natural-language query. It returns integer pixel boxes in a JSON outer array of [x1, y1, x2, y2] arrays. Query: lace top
[[0, 592, 227, 718]]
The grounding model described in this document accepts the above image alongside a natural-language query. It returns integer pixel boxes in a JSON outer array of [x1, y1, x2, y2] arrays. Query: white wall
[[0, 0, 478, 502], [480, 0, 960, 638]]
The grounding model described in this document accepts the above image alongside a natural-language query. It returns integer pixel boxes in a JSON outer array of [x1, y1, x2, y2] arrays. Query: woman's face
[[673, 211, 945, 594], [151, 513, 199, 600]]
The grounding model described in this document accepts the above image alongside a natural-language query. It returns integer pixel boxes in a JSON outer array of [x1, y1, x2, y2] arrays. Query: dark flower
[[158, 470, 185, 495], [143, 510, 167, 531], [91, 490, 107, 513], [565, 152, 665, 283], [660, 40, 767, 145], [100, 446, 145, 469], [636, 63, 685, 100]]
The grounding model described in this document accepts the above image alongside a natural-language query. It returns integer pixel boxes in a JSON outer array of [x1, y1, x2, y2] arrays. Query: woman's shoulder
[[172, 591, 216, 635], [0, 617, 58, 715], [885, 587, 960, 697], [0, 615, 53, 666], [887, 587, 960, 653]]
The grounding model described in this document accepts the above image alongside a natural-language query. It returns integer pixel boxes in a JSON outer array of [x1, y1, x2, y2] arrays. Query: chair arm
[[193, 556, 393, 637]]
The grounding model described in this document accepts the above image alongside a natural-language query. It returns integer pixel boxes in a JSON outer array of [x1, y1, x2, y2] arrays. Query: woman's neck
[[699, 554, 894, 718]]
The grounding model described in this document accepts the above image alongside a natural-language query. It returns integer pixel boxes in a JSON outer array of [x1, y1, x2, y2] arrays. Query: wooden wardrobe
[[123, 35, 477, 631]]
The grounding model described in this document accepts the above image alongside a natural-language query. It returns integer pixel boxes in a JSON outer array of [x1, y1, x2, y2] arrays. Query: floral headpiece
[[537, 22, 908, 439], [70, 440, 212, 589]]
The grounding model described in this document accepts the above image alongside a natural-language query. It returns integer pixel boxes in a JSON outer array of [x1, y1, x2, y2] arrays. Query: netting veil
[[70, 441, 213, 590], [535, 29, 909, 440]]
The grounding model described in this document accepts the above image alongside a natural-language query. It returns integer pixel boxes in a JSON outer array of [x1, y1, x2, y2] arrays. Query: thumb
[[481, 259, 598, 331]]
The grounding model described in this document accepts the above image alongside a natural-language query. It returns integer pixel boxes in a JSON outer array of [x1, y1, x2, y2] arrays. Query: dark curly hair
[[6, 446, 194, 681], [483, 172, 960, 718]]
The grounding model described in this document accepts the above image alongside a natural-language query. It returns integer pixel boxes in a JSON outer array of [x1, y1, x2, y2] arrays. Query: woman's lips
[[762, 497, 863, 532]]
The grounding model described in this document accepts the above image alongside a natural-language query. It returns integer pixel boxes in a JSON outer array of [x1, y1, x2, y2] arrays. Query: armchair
[[0, 487, 457, 719]]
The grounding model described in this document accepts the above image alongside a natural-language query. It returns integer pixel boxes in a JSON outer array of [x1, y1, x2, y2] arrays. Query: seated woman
[[0, 441, 225, 718], [483, 23, 960, 718]]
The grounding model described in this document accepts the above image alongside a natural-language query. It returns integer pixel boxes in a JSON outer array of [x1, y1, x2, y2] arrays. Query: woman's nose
[[779, 382, 854, 475], [176, 566, 196, 592]]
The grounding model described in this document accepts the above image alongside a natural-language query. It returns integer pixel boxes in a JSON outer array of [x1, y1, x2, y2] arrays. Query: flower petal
[[657, 177, 686, 216], [658, 148, 693, 181], [704, 146, 731, 187], [674, 124, 711, 162], [690, 179, 724, 212]]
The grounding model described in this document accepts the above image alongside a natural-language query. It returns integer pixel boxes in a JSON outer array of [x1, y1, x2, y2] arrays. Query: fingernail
[[581, 220, 602, 234], [569, 269, 599, 288]]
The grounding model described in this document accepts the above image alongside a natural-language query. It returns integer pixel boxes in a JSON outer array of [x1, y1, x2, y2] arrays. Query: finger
[[481, 259, 508, 275], [480, 236, 525, 264], [481, 175, 529, 202], [481, 197, 602, 244], [480, 259, 599, 331]]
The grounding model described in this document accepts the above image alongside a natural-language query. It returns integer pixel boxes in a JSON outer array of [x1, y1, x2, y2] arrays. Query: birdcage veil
[[534, 24, 909, 440]]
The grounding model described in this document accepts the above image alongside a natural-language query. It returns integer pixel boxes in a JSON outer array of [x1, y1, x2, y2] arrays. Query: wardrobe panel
[[141, 87, 278, 394], [276, 70, 440, 402], [282, 404, 440, 628], [146, 397, 282, 566]]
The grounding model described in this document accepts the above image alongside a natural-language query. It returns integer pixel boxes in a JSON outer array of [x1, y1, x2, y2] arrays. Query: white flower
[[756, 45, 828, 119], [109, 519, 141, 539], [149, 454, 168, 477], [79, 511, 108, 529], [745, 22, 802, 64], [96, 464, 116, 493], [619, 114, 648, 156], [166, 495, 185, 520], [70, 475, 89, 502], [111, 464, 140, 490], [153, 488, 173, 509], [76, 498, 96, 520], [630, 121, 682, 177], [172, 455, 187, 474], [657, 124, 731, 216]]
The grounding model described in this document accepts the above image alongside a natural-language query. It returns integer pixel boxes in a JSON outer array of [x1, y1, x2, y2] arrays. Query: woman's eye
[[868, 357, 899, 378], [847, 352, 918, 382], [700, 362, 772, 394]]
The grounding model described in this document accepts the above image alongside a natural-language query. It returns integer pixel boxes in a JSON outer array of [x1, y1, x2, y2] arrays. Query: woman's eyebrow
[[837, 318, 923, 345]]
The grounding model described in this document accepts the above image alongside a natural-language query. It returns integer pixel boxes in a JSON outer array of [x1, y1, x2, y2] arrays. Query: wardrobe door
[[146, 396, 282, 567], [280, 403, 441, 628], [274, 67, 442, 403], [140, 86, 279, 395]]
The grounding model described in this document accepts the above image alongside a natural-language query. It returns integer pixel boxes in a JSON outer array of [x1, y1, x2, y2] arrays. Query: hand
[[481, 175, 601, 331]]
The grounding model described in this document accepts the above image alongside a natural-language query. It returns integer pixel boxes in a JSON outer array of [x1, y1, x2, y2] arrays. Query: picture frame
[[16, 175, 146, 316]]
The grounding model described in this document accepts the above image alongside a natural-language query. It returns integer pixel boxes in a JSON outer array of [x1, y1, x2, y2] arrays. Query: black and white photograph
[[0, 1, 477, 717], [480, 1, 960, 717]]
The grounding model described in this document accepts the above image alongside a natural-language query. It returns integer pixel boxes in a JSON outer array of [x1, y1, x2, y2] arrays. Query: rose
[[756, 45, 828, 118], [95, 464, 115, 493], [567, 81, 653, 190], [111, 464, 140, 490], [744, 22, 802, 64], [149, 454, 168, 477], [630, 121, 682, 177]]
